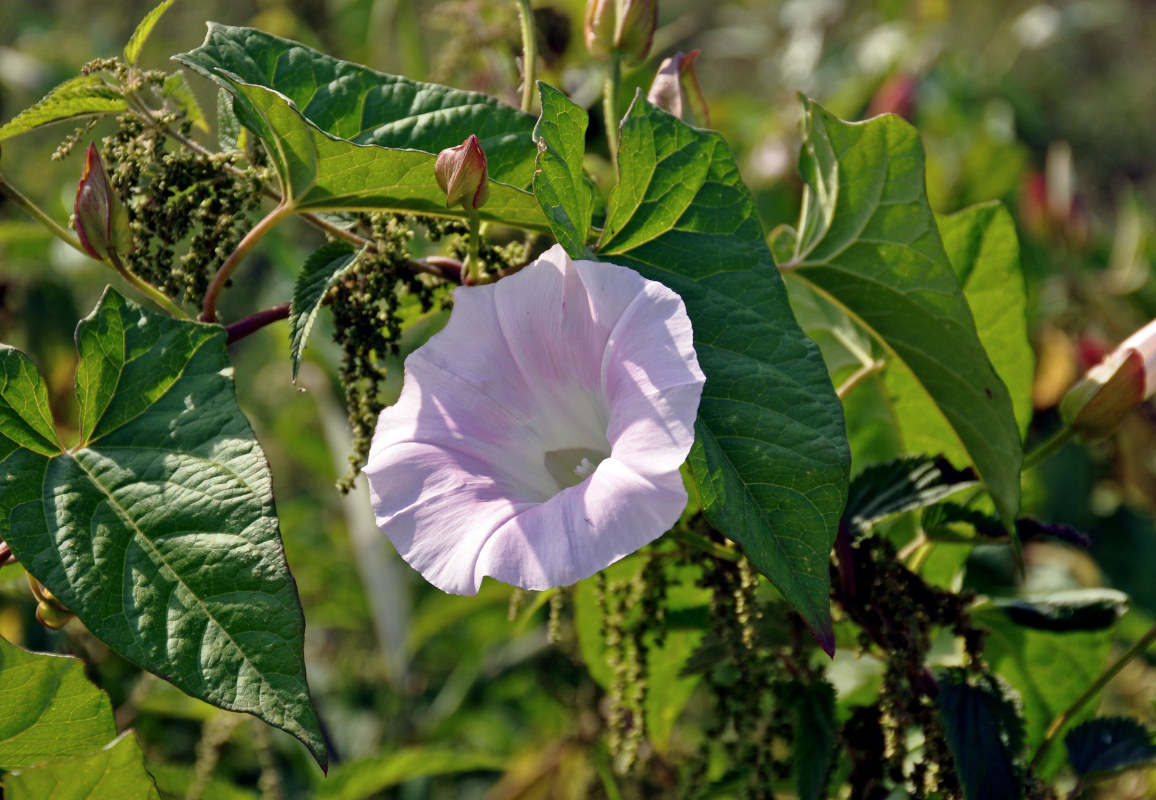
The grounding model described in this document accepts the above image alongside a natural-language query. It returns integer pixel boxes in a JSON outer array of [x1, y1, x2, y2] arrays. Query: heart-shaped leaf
[[0, 289, 326, 770], [597, 93, 850, 651]]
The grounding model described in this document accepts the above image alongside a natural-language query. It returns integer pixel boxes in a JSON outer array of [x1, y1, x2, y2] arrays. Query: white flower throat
[[544, 447, 608, 492]]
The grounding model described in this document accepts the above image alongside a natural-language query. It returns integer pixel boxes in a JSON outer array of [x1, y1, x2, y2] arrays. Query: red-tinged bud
[[1061, 319, 1156, 439], [75, 143, 132, 262], [435, 134, 489, 211], [866, 73, 918, 121], [646, 50, 709, 127], [584, 0, 656, 65]]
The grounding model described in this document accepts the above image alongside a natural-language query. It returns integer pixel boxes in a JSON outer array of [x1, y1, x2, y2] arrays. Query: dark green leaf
[[784, 680, 838, 800], [0, 75, 125, 142], [289, 241, 359, 381], [2, 732, 160, 799], [0, 289, 327, 770], [598, 94, 850, 650], [204, 75, 546, 230], [844, 455, 978, 536], [996, 589, 1128, 633], [316, 748, 505, 800], [775, 98, 1021, 528], [1065, 717, 1156, 779], [532, 83, 596, 258], [973, 605, 1116, 779], [174, 24, 537, 187], [123, 0, 176, 66], [0, 636, 117, 769], [935, 667, 1025, 800]]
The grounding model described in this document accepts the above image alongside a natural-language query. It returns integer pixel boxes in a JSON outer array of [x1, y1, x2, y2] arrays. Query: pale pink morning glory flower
[[364, 244, 705, 594]]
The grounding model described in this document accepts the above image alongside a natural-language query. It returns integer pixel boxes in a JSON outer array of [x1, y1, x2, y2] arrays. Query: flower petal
[[365, 244, 705, 593], [474, 458, 687, 590]]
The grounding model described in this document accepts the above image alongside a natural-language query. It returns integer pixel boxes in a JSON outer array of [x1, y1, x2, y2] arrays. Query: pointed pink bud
[[647, 50, 709, 127], [435, 135, 490, 211], [584, 0, 656, 65], [1061, 318, 1156, 439], [74, 143, 132, 261]]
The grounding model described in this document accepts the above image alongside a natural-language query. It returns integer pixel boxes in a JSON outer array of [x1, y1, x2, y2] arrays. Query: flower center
[[544, 447, 609, 492]]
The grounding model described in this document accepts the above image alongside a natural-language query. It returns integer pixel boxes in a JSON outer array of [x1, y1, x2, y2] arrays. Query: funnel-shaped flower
[[75, 142, 132, 261], [365, 244, 704, 594], [1061, 318, 1156, 439]]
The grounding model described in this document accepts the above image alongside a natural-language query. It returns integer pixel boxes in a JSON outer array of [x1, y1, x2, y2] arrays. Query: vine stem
[[602, 51, 622, 167], [1022, 425, 1076, 471], [108, 252, 189, 318], [464, 210, 482, 284], [1030, 621, 1156, 770], [226, 302, 291, 345], [515, 0, 537, 113], [0, 174, 89, 257], [202, 200, 293, 323]]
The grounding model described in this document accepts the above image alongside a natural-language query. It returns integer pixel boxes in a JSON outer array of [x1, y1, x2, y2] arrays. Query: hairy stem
[[515, 0, 537, 113], [226, 302, 292, 345], [202, 201, 293, 323], [465, 210, 482, 284], [1030, 621, 1156, 770]]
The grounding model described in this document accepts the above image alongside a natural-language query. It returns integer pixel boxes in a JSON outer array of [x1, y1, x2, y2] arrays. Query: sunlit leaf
[[2, 732, 160, 800], [532, 83, 596, 258], [0, 75, 124, 142]]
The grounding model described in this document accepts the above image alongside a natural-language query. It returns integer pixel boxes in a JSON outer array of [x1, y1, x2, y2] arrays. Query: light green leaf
[[0, 346, 61, 458], [204, 75, 547, 230], [0, 75, 125, 142], [316, 748, 505, 800], [0, 289, 327, 770], [173, 23, 538, 187], [775, 98, 1021, 527], [3, 732, 160, 800], [598, 94, 849, 650], [532, 83, 596, 258], [289, 241, 359, 381], [162, 72, 209, 133], [0, 637, 117, 770], [124, 0, 177, 66]]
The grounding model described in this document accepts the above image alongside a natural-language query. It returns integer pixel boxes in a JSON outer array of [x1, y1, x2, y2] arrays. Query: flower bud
[[584, 0, 656, 65], [646, 50, 709, 127], [435, 134, 489, 211], [74, 142, 132, 261], [1060, 318, 1156, 439]]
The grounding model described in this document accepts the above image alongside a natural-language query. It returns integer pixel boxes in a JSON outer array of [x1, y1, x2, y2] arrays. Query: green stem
[[202, 201, 293, 322], [602, 51, 622, 167], [0, 174, 90, 257], [108, 252, 189, 318], [465, 209, 482, 284], [668, 530, 741, 562], [836, 359, 886, 400], [1030, 622, 1156, 771], [515, 0, 537, 113], [1022, 425, 1076, 471]]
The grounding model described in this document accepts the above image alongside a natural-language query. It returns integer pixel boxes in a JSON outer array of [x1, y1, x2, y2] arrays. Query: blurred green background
[[3, 1, 1156, 797]]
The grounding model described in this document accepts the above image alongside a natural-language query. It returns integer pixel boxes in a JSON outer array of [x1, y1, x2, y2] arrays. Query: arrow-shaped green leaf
[[0, 289, 326, 770], [775, 98, 1022, 526], [598, 94, 850, 651]]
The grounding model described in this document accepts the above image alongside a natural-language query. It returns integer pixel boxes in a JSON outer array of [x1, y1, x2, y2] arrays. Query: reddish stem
[[226, 302, 291, 345]]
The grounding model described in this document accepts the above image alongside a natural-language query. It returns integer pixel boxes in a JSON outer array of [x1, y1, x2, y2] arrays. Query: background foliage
[[3, 0, 1156, 797]]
